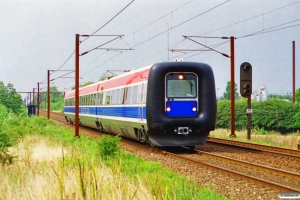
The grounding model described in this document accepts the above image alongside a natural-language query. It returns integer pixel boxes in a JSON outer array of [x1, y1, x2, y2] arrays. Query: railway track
[[207, 137, 300, 158], [38, 110, 300, 199]]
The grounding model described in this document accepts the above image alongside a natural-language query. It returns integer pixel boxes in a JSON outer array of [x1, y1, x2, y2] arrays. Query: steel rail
[[207, 137, 300, 159], [194, 150, 300, 186], [161, 150, 299, 192]]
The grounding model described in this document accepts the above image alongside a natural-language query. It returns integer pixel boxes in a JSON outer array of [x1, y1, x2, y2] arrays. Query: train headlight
[[192, 103, 197, 112], [166, 104, 171, 112], [178, 75, 184, 80]]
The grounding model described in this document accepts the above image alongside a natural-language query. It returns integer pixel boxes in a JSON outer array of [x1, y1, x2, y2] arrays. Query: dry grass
[[2, 134, 152, 200], [210, 129, 300, 150]]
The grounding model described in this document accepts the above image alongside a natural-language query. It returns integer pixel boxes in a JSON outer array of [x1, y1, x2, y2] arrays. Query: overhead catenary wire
[[201, 0, 300, 35], [81, 0, 135, 43], [125, 0, 195, 37], [66, 0, 230, 85], [77, 0, 198, 76], [238, 19, 300, 39], [55, 0, 299, 91], [82, 0, 230, 74], [39, 0, 135, 86], [132, 0, 230, 48]]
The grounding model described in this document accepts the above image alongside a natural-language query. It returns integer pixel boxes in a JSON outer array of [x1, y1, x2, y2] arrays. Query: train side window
[[115, 89, 120, 104], [125, 87, 132, 104], [120, 88, 125, 104], [122, 87, 127, 104], [86, 94, 91, 105], [95, 93, 98, 105], [72, 97, 74, 106], [91, 94, 95, 105], [97, 92, 103, 105], [132, 85, 138, 104], [106, 91, 111, 105], [94, 94, 96, 105], [111, 90, 115, 104], [100, 92, 103, 105]]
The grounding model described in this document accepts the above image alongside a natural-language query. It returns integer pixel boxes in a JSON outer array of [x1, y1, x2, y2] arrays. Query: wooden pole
[[230, 36, 236, 137], [75, 34, 80, 137]]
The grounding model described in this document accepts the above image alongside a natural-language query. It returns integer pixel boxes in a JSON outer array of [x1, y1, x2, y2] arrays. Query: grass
[[1, 116, 227, 200], [210, 128, 300, 150]]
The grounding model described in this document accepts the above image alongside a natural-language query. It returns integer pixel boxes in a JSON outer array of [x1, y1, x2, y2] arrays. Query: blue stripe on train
[[64, 106, 146, 119]]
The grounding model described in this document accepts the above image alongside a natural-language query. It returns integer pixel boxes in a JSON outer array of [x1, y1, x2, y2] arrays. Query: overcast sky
[[1, 0, 299, 100]]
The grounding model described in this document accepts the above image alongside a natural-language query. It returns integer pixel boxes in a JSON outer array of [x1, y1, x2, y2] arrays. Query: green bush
[[217, 98, 300, 133], [98, 135, 121, 159]]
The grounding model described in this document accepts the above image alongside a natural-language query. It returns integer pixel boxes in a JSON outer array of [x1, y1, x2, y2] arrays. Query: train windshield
[[166, 73, 197, 98]]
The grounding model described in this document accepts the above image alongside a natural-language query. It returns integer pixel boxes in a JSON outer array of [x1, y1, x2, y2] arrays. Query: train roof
[[64, 64, 152, 98]]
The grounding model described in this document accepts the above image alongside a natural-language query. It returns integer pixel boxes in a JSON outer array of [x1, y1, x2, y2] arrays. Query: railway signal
[[240, 62, 252, 97]]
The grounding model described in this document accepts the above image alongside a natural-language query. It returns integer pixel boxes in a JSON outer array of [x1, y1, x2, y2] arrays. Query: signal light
[[243, 84, 251, 94], [240, 62, 252, 98]]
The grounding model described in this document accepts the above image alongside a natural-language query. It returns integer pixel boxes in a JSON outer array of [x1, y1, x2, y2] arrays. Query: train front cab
[[146, 62, 217, 146]]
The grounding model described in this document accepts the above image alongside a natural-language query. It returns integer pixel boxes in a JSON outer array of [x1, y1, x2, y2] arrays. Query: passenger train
[[64, 61, 217, 147]]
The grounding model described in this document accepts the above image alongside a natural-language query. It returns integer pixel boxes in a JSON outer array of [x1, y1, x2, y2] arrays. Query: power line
[[74, 0, 230, 79], [132, 0, 230, 48], [39, 1, 135, 89], [126, 0, 195, 37], [55, 0, 300, 91], [79, 0, 195, 70], [201, 0, 300, 35], [238, 19, 300, 39], [174, 40, 229, 60], [81, 0, 135, 43]]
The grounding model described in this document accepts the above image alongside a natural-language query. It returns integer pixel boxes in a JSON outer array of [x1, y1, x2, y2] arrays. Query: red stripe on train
[[65, 67, 150, 98]]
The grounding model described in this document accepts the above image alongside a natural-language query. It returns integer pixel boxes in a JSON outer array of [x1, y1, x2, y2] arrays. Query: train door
[[138, 82, 145, 121]]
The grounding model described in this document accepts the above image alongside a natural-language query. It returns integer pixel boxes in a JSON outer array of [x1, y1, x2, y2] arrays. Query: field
[[210, 129, 300, 150], [1, 116, 226, 200]]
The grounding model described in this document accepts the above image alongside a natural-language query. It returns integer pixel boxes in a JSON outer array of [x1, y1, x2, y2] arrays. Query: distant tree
[[99, 72, 110, 81], [295, 88, 300, 103], [220, 81, 239, 100], [71, 81, 94, 90], [268, 94, 292, 101], [293, 88, 300, 126], [39, 86, 64, 111], [0, 81, 24, 114]]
